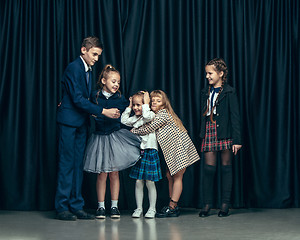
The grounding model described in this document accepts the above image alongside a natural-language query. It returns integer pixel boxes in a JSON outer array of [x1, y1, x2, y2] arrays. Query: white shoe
[[145, 208, 156, 218], [132, 208, 143, 218]]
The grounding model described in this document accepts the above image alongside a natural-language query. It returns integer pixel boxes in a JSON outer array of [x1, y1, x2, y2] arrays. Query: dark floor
[[0, 208, 299, 240]]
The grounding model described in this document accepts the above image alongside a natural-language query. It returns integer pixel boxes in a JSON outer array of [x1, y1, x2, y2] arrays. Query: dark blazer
[[56, 57, 103, 127], [199, 83, 242, 145], [93, 91, 129, 135]]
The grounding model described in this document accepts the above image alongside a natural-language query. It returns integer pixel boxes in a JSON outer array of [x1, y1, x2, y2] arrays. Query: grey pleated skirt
[[84, 128, 141, 173]]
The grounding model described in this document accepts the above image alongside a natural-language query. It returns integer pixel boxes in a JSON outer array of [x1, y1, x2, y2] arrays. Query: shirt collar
[[210, 86, 221, 93], [102, 90, 113, 99], [80, 56, 92, 72]]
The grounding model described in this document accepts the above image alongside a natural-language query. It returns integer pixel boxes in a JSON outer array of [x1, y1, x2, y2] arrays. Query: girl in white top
[[121, 91, 162, 218]]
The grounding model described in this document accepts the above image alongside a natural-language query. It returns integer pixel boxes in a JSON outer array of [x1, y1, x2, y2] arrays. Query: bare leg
[[109, 171, 120, 201], [169, 168, 186, 209], [97, 172, 108, 202], [166, 169, 173, 199]]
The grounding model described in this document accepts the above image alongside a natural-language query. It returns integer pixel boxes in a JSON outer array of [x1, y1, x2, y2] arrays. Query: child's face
[[151, 96, 163, 113], [102, 72, 120, 94], [81, 47, 103, 66], [205, 65, 223, 87], [132, 96, 143, 116]]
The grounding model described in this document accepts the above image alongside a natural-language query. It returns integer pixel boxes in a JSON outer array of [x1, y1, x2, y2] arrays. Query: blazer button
[[217, 124, 219, 127], [216, 113, 219, 116], [88, 98, 90, 100]]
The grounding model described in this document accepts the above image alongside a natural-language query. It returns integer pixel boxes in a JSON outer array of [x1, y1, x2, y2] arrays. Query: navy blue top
[[92, 90, 129, 135]]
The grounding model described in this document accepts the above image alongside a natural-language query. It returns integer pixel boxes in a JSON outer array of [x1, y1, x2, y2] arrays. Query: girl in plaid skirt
[[199, 58, 242, 217], [131, 90, 200, 218], [121, 91, 162, 219]]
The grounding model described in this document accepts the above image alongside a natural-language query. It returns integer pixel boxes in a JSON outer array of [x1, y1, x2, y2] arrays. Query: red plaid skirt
[[201, 120, 233, 152]]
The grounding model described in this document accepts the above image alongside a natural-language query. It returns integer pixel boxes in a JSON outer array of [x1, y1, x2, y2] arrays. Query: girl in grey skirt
[[83, 65, 141, 219]]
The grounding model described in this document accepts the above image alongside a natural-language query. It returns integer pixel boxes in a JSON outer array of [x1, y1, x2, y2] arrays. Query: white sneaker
[[145, 208, 156, 218], [132, 208, 143, 218]]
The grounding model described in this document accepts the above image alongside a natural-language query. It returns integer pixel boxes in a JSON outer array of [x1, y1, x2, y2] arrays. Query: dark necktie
[[86, 71, 90, 85]]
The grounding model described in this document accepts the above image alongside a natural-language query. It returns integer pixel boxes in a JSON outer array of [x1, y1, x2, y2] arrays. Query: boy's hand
[[102, 108, 120, 119]]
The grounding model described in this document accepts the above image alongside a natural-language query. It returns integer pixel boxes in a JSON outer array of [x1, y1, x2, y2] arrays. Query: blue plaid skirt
[[129, 149, 162, 182]]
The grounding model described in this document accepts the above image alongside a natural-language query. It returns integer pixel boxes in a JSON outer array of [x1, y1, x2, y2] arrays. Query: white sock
[[98, 201, 105, 209], [135, 180, 144, 209], [111, 200, 118, 208], [146, 180, 157, 210]]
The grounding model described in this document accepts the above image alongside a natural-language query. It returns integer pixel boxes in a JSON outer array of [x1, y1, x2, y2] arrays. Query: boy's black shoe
[[156, 206, 180, 218], [110, 207, 120, 219], [73, 210, 95, 220], [56, 211, 77, 221], [96, 207, 106, 219]]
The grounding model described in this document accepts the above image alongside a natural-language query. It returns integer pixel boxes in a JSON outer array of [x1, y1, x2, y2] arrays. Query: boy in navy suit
[[55, 36, 120, 220]]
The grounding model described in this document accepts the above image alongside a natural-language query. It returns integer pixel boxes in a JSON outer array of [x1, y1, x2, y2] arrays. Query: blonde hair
[[132, 91, 145, 104], [150, 90, 186, 132]]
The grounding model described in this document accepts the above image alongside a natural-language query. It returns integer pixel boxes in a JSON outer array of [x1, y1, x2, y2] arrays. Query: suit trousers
[[55, 123, 87, 213]]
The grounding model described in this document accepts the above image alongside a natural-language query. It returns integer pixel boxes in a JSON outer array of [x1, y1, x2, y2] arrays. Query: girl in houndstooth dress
[[131, 90, 200, 218], [199, 58, 242, 217], [121, 91, 162, 219]]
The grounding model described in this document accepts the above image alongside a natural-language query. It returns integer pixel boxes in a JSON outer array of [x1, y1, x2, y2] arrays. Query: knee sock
[[203, 164, 217, 207], [221, 165, 233, 207], [135, 180, 144, 209], [146, 180, 157, 210]]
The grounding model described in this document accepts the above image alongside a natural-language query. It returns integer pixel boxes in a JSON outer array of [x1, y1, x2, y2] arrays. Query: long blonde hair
[[150, 90, 186, 132]]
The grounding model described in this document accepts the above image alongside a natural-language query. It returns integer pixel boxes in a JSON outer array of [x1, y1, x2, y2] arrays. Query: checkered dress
[[201, 120, 233, 152], [131, 109, 200, 176], [129, 149, 162, 182]]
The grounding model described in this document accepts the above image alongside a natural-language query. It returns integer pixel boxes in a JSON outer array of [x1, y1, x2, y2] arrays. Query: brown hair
[[95, 64, 121, 103], [81, 36, 103, 52], [150, 90, 186, 132], [203, 58, 228, 123]]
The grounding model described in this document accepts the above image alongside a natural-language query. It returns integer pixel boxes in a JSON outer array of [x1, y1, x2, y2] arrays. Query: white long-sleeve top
[[121, 104, 158, 150]]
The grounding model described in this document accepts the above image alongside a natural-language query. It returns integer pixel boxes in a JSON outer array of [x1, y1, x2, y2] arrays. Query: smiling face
[[101, 72, 120, 94], [132, 95, 143, 116], [205, 65, 223, 88], [151, 96, 164, 113], [81, 46, 103, 66]]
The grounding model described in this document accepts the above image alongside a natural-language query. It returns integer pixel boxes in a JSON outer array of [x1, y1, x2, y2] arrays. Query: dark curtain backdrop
[[0, 0, 299, 211]]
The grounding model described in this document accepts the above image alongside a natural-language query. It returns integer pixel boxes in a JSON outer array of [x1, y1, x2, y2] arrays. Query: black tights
[[202, 150, 232, 211]]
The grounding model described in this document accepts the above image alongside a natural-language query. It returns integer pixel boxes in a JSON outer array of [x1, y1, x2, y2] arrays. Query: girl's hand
[[129, 97, 133, 108], [232, 145, 242, 155], [143, 91, 150, 105]]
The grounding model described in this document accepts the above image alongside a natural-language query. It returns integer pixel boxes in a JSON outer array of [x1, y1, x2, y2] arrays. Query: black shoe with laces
[[73, 210, 95, 220], [56, 211, 77, 221], [96, 207, 106, 219], [156, 206, 180, 218], [110, 207, 120, 219]]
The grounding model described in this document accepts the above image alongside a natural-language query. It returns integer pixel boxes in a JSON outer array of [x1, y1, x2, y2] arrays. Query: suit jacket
[[199, 83, 242, 145], [131, 109, 200, 176], [57, 57, 103, 127]]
